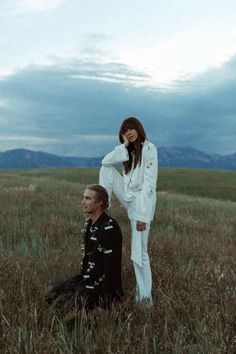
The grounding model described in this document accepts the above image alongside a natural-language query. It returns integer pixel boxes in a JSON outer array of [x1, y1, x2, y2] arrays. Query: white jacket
[[101, 140, 158, 223]]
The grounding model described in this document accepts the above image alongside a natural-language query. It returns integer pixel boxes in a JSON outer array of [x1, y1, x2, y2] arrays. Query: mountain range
[[0, 147, 235, 170]]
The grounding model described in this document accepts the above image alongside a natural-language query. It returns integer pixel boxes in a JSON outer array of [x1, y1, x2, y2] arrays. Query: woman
[[99, 117, 158, 306]]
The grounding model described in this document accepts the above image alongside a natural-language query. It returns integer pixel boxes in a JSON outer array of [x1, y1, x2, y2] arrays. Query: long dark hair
[[119, 117, 147, 174]]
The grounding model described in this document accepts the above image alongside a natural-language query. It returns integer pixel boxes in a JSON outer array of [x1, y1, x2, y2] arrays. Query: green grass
[[158, 168, 236, 201], [1, 166, 235, 201], [0, 167, 235, 353]]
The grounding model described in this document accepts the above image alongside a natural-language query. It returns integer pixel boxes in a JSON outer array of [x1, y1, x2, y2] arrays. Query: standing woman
[[99, 117, 158, 306]]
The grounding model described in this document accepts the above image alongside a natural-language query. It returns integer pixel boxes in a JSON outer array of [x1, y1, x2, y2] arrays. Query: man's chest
[[85, 225, 102, 253]]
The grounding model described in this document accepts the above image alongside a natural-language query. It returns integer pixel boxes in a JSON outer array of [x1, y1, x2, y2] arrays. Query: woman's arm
[[101, 143, 129, 166]]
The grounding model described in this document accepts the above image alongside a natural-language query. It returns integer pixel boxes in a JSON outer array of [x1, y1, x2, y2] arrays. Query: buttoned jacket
[[101, 140, 158, 223], [80, 212, 123, 300]]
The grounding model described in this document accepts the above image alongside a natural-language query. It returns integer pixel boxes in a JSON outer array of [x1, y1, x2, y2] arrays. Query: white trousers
[[99, 165, 152, 302]]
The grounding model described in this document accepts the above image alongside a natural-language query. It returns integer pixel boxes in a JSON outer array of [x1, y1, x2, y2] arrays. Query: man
[[46, 184, 124, 312]]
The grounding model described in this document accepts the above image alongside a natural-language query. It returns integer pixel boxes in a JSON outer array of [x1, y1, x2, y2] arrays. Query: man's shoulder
[[98, 213, 121, 234], [103, 214, 120, 228]]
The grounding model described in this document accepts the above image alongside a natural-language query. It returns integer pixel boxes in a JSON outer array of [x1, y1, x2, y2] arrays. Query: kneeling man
[[46, 184, 123, 311]]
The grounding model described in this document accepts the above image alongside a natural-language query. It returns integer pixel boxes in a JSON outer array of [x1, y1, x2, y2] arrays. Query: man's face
[[81, 189, 101, 215]]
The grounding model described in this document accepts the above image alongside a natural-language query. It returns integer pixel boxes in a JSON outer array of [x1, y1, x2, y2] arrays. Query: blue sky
[[0, 0, 236, 156]]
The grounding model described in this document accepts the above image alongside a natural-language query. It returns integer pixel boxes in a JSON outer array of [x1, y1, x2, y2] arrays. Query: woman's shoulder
[[143, 140, 157, 152]]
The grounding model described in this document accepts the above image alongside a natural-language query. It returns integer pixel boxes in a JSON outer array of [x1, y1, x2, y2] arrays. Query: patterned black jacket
[[46, 212, 123, 310], [80, 212, 124, 303]]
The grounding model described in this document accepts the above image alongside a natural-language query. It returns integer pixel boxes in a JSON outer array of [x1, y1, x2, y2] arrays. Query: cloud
[[0, 56, 236, 156], [0, 135, 58, 142], [0, 135, 60, 154], [0, 99, 9, 108], [0, 0, 63, 16], [80, 34, 112, 60], [18, 0, 63, 11], [121, 18, 236, 88], [74, 135, 117, 142]]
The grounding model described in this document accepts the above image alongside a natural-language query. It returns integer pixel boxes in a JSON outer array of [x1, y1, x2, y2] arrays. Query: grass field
[[0, 167, 235, 353]]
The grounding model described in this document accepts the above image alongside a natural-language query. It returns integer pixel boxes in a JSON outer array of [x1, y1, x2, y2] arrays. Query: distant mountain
[[0, 149, 71, 169], [158, 146, 236, 169], [0, 149, 102, 169], [0, 147, 235, 170]]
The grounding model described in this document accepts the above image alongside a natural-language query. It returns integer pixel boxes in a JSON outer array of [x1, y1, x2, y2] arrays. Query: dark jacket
[[80, 212, 124, 303], [46, 212, 123, 310]]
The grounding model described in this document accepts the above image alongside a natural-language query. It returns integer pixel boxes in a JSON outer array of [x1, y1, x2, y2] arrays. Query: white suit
[[99, 140, 158, 302]]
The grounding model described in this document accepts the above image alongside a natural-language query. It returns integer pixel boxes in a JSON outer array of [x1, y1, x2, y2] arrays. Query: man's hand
[[136, 220, 146, 232]]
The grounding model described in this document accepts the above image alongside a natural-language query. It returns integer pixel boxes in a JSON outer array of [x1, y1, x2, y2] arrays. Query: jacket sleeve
[[132, 143, 158, 223], [100, 221, 123, 297], [101, 144, 129, 165]]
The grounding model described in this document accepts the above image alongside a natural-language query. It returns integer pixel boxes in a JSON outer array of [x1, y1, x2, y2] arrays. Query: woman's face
[[123, 128, 138, 143]]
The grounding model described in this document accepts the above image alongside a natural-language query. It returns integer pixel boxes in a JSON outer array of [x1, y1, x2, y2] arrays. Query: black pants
[[46, 274, 100, 311]]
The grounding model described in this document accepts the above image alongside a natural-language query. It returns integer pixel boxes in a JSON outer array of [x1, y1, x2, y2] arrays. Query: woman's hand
[[122, 134, 130, 147], [136, 220, 146, 232]]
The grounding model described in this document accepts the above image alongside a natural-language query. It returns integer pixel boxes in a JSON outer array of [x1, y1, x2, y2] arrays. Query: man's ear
[[96, 199, 103, 207]]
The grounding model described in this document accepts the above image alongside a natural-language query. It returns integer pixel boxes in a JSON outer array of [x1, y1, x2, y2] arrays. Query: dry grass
[[0, 168, 236, 353]]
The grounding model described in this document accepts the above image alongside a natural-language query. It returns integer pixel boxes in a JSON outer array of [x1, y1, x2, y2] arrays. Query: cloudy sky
[[0, 0, 236, 157]]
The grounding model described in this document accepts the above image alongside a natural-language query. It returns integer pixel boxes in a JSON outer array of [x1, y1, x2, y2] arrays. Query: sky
[[0, 0, 236, 157]]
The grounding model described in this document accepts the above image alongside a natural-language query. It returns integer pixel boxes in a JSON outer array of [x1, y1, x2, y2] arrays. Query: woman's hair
[[119, 117, 147, 174], [86, 184, 109, 210]]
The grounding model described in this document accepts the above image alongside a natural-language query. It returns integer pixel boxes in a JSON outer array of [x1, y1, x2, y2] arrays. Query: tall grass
[[158, 168, 236, 201], [0, 168, 235, 353]]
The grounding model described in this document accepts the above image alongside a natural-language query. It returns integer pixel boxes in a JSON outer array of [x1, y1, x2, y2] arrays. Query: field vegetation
[[0, 167, 235, 353]]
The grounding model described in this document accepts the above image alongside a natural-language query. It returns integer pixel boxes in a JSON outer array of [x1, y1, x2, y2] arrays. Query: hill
[[0, 147, 235, 169], [158, 146, 236, 169]]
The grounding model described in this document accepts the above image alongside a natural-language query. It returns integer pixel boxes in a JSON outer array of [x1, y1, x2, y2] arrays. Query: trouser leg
[[46, 275, 99, 311], [131, 222, 152, 303], [46, 275, 82, 304], [99, 165, 129, 208]]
